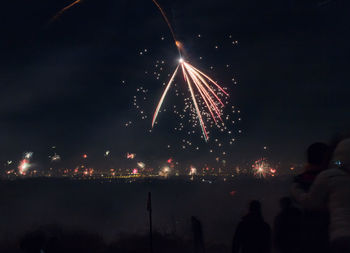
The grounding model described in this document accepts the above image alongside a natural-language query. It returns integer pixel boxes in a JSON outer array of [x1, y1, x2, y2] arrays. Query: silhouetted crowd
[[232, 138, 350, 253]]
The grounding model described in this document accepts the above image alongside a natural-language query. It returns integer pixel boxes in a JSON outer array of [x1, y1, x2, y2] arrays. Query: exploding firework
[[159, 166, 171, 178], [137, 162, 146, 169], [189, 166, 197, 176], [126, 153, 136, 159], [50, 153, 61, 162], [151, 0, 229, 141], [18, 159, 30, 175], [152, 59, 229, 141], [18, 152, 34, 175], [252, 158, 275, 178]]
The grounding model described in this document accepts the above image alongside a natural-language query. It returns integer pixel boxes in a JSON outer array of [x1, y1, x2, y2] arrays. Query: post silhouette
[[192, 216, 205, 253], [147, 192, 153, 253]]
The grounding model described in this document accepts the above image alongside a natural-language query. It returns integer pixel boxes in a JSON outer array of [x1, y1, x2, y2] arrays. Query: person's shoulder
[[318, 168, 343, 177]]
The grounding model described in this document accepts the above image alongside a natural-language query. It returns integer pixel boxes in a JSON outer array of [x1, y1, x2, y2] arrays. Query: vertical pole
[[147, 192, 153, 253]]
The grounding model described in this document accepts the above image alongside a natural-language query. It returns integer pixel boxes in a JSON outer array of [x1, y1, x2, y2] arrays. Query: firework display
[[45, 0, 243, 163], [0, 144, 299, 181], [151, 0, 229, 141]]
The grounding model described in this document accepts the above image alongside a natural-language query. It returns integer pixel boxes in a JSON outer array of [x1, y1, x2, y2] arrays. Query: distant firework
[[24, 152, 33, 159], [159, 166, 171, 178], [252, 158, 276, 178], [127, 153, 136, 159], [51, 153, 61, 162], [137, 162, 146, 169], [18, 159, 30, 175], [189, 166, 197, 176]]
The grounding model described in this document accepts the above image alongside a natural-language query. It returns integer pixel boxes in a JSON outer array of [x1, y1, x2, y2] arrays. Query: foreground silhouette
[[273, 197, 302, 253], [293, 142, 330, 253], [292, 138, 350, 253], [0, 223, 229, 253], [232, 200, 271, 253]]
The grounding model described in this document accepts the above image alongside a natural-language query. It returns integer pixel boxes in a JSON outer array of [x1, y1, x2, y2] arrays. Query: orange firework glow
[[50, 0, 83, 23], [151, 0, 229, 141], [151, 1, 178, 44]]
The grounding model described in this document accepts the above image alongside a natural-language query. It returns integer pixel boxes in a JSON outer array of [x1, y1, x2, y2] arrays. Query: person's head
[[248, 200, 261, 214], [279, 197, 292, 210], [332, 138, 350, 169], [307, 142, 329, 166]]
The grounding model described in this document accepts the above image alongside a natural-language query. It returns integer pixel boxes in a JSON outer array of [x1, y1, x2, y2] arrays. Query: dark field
[[0, 177, 292, 250]]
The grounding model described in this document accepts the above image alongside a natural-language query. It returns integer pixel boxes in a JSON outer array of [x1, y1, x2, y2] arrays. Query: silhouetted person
[[273, 197, 303, 253], [20, 230, 46, 253], [232, 200, 271, 253], [192, 216, 205, 253], [294, 142, 330, 191], [292, 139, 350, 253], [292, 142, 330, 253]]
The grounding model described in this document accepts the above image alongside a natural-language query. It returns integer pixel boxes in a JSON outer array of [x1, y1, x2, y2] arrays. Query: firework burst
[[151, 0, 229, 141], [252, 158, 276, 178]]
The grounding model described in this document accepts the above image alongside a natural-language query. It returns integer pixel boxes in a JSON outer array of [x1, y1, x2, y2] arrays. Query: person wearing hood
[[293, 142, 330, 253], [294, 142, 330, 191], [232, 200, 271, 253], [291, 138, 350, 253]]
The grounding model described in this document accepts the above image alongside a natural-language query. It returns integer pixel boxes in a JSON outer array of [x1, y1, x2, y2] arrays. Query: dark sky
[[0, 0, 349, 168]]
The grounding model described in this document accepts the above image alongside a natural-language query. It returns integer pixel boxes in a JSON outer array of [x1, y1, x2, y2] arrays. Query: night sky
[[1, 0, 349, 168]]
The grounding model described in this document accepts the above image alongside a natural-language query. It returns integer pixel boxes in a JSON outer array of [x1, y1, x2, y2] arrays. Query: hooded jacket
[[291, 139, 350, 242]]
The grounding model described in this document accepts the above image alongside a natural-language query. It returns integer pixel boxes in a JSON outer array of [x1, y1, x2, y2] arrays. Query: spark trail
[[50, 0, 83, 24], [151, 0, 178, 45]]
